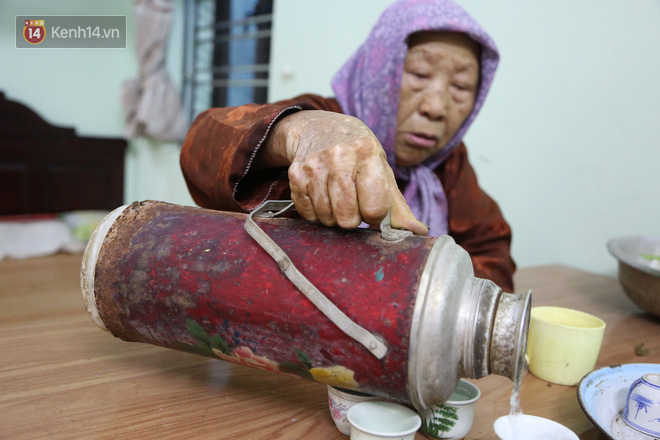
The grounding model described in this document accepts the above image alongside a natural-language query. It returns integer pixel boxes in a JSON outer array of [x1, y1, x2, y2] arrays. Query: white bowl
[[348, 401, 421, 440], [494, 414, 578, 440]]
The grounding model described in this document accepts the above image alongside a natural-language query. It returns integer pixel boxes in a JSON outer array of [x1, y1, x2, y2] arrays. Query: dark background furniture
[[0, 92, 126, 215]]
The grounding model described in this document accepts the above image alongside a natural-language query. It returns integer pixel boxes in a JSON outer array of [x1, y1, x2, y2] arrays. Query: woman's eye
[[452, 83, 472, 92]]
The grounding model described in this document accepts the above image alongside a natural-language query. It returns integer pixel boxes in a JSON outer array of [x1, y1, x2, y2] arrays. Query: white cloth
[[0, 211, 107, 260], [0, 220, 82, 259], [121, 0, 187, 142]]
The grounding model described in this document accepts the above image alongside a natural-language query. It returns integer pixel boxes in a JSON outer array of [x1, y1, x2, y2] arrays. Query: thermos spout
[[489, 289, 531, 382], [406, 237, 531, 410], [459, 279, 531, 383]]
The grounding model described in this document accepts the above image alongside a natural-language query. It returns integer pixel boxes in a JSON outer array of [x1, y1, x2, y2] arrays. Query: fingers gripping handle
[[244, 200, 388, 359], [379, 210, 414, 242]]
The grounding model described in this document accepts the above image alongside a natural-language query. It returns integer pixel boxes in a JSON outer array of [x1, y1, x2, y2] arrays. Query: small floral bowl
[[328, 386, 383, 435], [419, 379, 480, 439], [622, 373, 660, 437]]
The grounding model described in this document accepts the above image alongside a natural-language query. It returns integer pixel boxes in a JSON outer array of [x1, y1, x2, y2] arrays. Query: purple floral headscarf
[[331, 0, 499, 236]]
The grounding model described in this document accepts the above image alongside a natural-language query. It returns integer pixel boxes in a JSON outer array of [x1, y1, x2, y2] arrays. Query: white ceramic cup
[[347, 401, 421, 440], [622, 373, 660, 437], [327, 386, 382, 435], [419, 379, 480, 439]]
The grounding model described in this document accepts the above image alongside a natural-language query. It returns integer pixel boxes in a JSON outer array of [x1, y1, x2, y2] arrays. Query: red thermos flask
[[81, 200, 530, 410]]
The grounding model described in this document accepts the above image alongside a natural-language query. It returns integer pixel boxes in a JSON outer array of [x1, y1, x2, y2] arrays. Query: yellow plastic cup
[[526, 306, 606, 386]]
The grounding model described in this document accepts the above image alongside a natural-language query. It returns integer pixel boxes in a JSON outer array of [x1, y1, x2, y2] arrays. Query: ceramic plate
[[577, 363, 660, 439], [494, 414, 578, 440]]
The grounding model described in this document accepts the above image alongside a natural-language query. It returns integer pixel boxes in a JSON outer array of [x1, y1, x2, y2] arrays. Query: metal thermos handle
[[245, 200, 406, 359]]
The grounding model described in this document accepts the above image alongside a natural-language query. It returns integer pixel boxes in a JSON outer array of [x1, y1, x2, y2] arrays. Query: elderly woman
[[180, 0, 516, 291]]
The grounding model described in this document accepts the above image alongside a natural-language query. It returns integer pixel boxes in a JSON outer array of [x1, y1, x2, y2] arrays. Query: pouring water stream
[[507, 314, 528, 440]]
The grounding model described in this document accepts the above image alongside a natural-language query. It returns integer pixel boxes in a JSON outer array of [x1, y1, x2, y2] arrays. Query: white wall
[[269, 0, 386, 101], [269, 0, 660, 276], [3, 1, 658, 276], [0, 0, 194, 207]]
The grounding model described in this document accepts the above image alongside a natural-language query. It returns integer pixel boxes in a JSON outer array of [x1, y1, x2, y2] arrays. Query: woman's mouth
[[405, 132, 438, 149]]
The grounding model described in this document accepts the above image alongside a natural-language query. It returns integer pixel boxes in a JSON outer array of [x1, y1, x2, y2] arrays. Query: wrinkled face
[[395, 31, 480, 167]]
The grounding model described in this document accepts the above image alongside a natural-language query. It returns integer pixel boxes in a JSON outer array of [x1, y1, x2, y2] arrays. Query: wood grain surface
[[1, 253, 658, 439]]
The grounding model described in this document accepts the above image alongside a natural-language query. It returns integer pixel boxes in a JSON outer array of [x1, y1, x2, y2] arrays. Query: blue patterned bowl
[[622, 373, 660, 436], [578, 363, 660, 438]]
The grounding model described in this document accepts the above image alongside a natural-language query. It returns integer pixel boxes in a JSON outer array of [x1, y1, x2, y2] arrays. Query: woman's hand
[[259, 110, 428, 235]]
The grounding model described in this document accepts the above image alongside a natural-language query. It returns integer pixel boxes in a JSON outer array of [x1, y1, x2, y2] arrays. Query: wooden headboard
[[0, 92, 127, 216]]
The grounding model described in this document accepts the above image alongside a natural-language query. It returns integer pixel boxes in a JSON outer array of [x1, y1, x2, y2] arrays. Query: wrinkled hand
[[265, 111, 428, 235]]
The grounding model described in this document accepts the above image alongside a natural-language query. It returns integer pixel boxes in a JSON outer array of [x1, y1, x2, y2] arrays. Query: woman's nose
[[418, 83, 448, 121]]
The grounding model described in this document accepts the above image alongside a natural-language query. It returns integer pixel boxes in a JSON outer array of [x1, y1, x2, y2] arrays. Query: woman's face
[[395, 32, 480, 167]]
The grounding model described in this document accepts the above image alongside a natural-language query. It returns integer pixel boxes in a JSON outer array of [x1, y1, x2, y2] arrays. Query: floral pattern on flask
[[181, 318, 360, 390]]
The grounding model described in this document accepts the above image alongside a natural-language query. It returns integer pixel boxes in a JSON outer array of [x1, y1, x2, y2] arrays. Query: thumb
[[389, 189, 429, 236]]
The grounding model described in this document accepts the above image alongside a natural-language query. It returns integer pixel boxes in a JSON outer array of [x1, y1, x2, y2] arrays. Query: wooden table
[[1, 254, 659, 439]]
